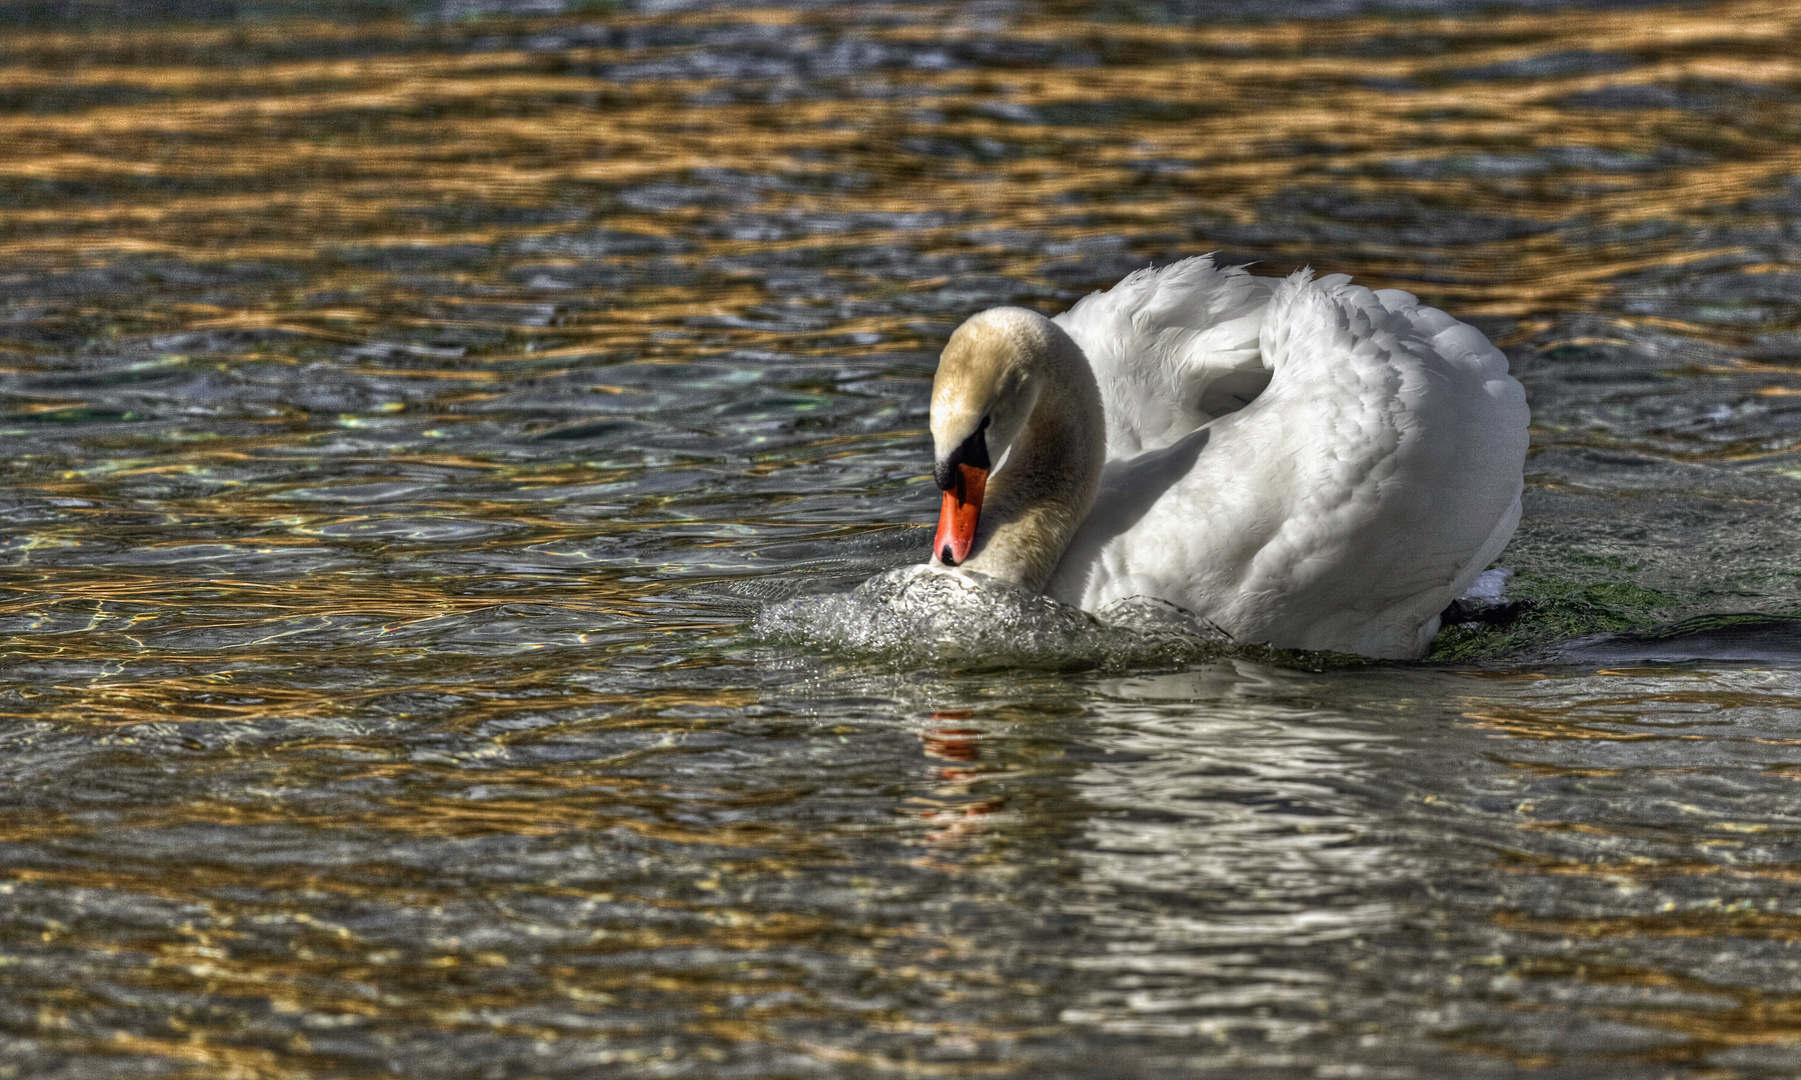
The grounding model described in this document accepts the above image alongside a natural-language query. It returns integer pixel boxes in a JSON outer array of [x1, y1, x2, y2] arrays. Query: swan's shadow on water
[[1556, 613, 1801, 666]]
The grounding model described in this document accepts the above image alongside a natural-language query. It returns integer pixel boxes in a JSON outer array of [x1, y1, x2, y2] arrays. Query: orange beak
[[933, 463, 987, 566]]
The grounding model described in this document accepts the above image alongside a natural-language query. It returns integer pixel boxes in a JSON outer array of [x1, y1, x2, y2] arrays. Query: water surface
[[3, 2, 1801, 1076]]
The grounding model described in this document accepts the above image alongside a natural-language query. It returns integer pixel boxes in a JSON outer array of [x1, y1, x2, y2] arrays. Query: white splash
[[753, 564, 1231, 670]]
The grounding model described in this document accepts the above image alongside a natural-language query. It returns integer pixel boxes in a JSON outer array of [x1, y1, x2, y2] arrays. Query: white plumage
[[1039, 257, 1529, 658]]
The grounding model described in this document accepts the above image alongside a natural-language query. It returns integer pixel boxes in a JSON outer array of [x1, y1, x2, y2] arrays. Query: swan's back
[[1047, 259, 1529, 659], [1238, 272, 1528, 655]]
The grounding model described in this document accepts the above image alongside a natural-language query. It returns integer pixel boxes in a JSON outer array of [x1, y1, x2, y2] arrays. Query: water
[[2, 1, 1800, 1075]]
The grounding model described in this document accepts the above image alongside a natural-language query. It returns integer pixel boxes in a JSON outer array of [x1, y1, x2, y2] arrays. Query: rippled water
[[3, 2, 1801, 1076]]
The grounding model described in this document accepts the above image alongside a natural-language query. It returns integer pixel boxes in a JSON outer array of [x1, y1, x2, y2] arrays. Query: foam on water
[[754, 564, 1241, 671]]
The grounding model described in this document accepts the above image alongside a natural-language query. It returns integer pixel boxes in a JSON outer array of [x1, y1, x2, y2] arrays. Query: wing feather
[[1053, 255, 1273, 458], [1237, 270, 1529, 653], [1050, 267, 1529, 658]]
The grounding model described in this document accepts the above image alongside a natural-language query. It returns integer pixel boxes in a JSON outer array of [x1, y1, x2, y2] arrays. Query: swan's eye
[[934, 417, 993, 491]]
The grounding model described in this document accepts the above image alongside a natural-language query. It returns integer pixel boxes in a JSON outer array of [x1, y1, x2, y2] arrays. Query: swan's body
[[928, 256, 1529, 660]]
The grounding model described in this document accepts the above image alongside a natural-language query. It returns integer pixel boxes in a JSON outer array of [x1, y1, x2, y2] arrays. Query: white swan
[[927, 255, 1529, 659]]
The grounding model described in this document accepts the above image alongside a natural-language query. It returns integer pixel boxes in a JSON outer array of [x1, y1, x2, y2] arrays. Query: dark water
[[3, 2, 1801, 1076]]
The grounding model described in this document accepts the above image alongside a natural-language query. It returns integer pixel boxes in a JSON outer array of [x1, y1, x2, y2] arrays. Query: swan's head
[[928, 307, 1054, 566]]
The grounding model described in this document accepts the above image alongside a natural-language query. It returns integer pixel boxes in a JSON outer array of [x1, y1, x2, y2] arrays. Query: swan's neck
[[961, 343, 1106, 591]]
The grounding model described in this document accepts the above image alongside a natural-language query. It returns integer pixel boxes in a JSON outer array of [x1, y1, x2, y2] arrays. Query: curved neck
[[961, 339, 1106, 592]]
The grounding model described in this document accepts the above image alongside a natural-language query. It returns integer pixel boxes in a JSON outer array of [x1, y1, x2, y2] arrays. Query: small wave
[[1558, 613, 1801, 666], [753, 564, 1240, 671]]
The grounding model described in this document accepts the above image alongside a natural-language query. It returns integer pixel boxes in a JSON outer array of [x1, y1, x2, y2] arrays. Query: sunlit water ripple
[[2, 1, 1800, 1076]]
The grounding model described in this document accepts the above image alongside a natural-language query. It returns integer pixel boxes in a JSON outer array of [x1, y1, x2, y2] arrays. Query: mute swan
[[928, 255, 1529, 659]]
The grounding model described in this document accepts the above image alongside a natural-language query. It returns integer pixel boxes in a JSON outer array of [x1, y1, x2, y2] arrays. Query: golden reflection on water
[[1, 3, 1796, 300]]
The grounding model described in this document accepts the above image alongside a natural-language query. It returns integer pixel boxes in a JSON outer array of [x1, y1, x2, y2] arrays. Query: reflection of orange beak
[[933, 463, 987, 565], [923, 726, 980, 762]]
